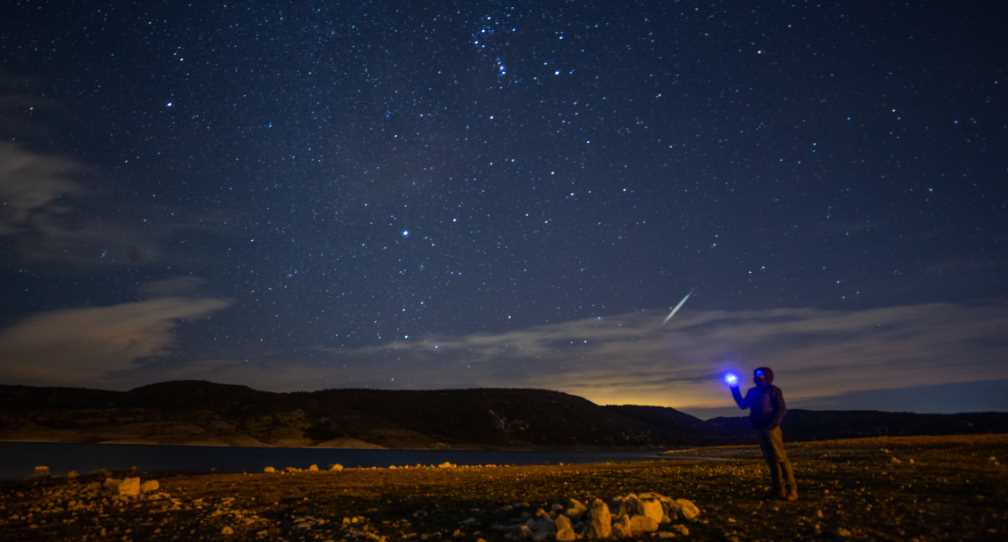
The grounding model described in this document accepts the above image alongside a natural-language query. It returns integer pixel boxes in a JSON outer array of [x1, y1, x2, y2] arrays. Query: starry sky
[[1, 2, 1006, 417]]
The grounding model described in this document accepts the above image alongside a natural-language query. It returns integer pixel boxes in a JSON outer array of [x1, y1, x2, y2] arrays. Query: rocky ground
[[1, 434, 1006, 541]]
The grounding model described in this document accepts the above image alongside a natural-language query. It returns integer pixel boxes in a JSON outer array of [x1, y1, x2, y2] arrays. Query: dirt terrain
[[1, 434, 1005, 541]]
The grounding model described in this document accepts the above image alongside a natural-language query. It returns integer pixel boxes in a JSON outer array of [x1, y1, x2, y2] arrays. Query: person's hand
[[723, 373, 739, 387]]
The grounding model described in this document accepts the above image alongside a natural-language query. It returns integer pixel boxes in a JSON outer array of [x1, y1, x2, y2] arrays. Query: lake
[[0, 442, 668, 480]]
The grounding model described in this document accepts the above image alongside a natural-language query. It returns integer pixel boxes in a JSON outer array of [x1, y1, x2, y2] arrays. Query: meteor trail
[[663, 290, 693, 325]]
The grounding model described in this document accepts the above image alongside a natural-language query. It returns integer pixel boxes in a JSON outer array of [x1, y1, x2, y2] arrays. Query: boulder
[[221, 525, 234, 535], [140, 480, 160, 493], [104, 478, 122, 490], [583, 498, 612, 539], [611, 514, 632, 538], [263, 466, 277, 473], [627, 514, 660, 535], [308, 464, 319, 472], [671, 498, 700, 521], [33, 465, 50, 476], [671, 524, 690, 536], [565, 497, 588, 518], [118, 477, 141, 498], [632, 494, 665, 524], [437, 461, 456, 469], [554, 515, 577, 541], [66, 470, 79, 480], [329, 464, 344, 472]]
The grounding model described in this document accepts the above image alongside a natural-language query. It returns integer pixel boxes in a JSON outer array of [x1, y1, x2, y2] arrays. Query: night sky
[[2, 2, 1006, 417]]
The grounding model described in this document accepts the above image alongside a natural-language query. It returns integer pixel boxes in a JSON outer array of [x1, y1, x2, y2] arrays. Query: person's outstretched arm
[[731, 386, 748, 409], [770, 386, 787, 427]]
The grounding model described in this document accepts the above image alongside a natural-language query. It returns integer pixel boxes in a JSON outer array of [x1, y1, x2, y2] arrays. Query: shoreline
[[2, 434, 1005, 541]]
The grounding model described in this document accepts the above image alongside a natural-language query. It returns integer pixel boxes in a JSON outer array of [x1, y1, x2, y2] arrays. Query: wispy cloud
[[0, 297, 232, 387], [0, 142, 163, 266], [139, 276, 208, 298], [115, 302, 1008, 414]]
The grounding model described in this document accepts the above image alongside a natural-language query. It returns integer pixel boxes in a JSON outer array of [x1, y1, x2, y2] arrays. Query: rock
[[33, 465, 50, 476], [620, 494, 666, 525], [671, 524, 689, 536], [616, 494, 643, 517], [565, 497, 588, 518], [667, 498, 700, 521], [66, 470, 79, 480], [263, 466, 277, 473], [118, 477, 141, 498], [583, 498, 612, 539], [836, 527, 852, 538], [103, 477, 122, 490], [437, 461, 456, 469], [628, 514, 660, 535], [140, 480, 160, 493], [611, 514, 632, 538], [554, 515, 577, 541], [329, 464, 344, 472], [890, 456, 902, 465], [221, 525, 234, 536], [308, 464, 319, 472]]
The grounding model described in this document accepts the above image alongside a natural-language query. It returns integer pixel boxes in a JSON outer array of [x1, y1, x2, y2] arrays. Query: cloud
[[0, 297, 232, 387], [139, 276, 208, 297], [0, 142, 165, 266], [120, 301, 1008, 415], [0, 143, 82, 236]]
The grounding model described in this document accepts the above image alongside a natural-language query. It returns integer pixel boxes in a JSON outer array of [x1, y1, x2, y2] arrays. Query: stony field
[[1, 434, 1006, 541]]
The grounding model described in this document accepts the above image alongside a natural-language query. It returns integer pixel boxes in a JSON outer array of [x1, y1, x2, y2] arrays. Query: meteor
[[662, 290, 693, 325]]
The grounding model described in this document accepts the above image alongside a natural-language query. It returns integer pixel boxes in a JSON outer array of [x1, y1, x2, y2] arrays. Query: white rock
[[584, 498, 612, 539], [629, 514, 660, 535], [611, 514, 632, 538], [565, 497, 588, 518], [554, 514, 577, 541], [673, 498, 700, 520], [118, 477, 141, 497]]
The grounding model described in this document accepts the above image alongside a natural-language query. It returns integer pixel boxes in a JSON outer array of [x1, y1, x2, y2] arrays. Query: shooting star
[[662, 290, 693, 325]]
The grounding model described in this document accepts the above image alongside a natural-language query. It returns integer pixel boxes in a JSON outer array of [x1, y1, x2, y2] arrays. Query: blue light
[[400, 229, 410, 238], [724, 372, 738, 386]]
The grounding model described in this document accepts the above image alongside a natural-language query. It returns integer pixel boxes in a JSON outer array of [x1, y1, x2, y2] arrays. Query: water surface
[[0, 442, 668, 480]]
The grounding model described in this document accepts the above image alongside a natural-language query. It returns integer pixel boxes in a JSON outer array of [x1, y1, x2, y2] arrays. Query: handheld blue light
[[724, 372, 738, 386]]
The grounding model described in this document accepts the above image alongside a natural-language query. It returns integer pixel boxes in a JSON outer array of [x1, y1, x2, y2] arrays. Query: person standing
[[729, 366, 798, 501]]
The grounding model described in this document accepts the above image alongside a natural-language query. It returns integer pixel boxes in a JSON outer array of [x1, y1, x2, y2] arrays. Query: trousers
[[756, 425, 797, 496]]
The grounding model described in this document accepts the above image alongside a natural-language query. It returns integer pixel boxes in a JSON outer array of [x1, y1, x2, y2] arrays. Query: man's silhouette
[[729, 366, 798, 501]]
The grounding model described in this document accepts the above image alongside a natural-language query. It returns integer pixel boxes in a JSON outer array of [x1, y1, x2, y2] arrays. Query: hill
[[1, 381, 1006, 448]]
